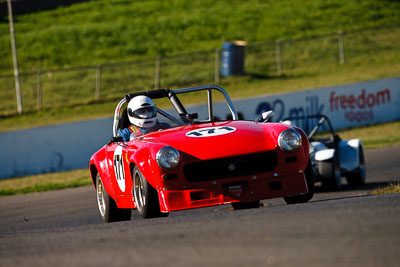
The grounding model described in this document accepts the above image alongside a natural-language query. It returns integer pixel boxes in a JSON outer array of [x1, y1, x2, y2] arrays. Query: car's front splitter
[[158, 172, 308, 212]]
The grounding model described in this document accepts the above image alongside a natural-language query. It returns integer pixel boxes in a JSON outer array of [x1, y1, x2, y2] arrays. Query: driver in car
[[117, 95, 168, 142]]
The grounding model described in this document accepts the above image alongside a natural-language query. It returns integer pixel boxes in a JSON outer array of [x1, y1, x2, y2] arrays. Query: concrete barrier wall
[[0, 77, 399, 179], [0, 117, 112, 179]]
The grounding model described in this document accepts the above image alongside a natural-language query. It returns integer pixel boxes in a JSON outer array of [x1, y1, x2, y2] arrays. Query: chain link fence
[[1, 25, 399, 115]]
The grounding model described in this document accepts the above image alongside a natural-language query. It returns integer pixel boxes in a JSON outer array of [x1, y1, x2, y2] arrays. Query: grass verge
[[0, 120, 399, 197], [0, 169, 91, 197], [373, 183, 400, 195], [335, 121, 400, 150]]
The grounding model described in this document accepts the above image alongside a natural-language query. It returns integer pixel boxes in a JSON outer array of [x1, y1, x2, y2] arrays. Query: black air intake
[[184, 151, 277, 182]]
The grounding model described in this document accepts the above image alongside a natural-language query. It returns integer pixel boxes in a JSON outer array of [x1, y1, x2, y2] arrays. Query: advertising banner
[[207, 77, 400, 130]]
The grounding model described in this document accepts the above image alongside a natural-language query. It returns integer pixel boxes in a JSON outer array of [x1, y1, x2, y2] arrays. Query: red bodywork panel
[[90, 120, 310, 212]]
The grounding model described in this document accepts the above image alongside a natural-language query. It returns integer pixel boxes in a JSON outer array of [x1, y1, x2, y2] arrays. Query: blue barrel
[[221, 41, 246, 77]]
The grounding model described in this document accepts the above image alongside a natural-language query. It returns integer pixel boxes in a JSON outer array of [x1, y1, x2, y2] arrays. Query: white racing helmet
[[127, 95, 157, 128]]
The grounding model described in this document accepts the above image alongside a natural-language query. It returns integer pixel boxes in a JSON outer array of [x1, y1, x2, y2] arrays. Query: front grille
[[183, 151, 277, 182]]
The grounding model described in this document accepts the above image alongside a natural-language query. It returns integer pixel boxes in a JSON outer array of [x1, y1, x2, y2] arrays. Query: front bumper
[[158, 171, 308, 212]]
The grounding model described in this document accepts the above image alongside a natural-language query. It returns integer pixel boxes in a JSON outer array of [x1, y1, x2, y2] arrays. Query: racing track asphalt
[[0, 145, 399, 267]]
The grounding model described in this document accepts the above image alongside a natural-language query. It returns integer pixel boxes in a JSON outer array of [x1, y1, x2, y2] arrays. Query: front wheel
[[320, 152, 342, 191], [96, 173, 131, 223], [346, 145, 366, 187], [284, 161, 314, 204], [132, 166, 169, 219]]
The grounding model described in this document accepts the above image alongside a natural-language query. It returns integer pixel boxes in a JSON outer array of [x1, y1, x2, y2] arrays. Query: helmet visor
[[129, 106, 156, 119]]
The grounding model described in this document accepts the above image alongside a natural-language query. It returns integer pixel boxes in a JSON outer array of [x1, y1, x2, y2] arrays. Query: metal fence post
[[276, 40, 282, 76], [155, 56, 161, 90], [36, 70, 42, 109], [95, 65, 102, 101], [214, 48, 220, 84], [338, 31, 345, 65]]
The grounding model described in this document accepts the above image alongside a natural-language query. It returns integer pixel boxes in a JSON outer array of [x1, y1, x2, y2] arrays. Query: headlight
[[156, 146, 180, 169], [278, 129, 302, 152]]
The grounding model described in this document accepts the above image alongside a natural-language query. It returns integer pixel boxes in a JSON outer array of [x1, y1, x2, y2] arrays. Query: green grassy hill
[[1, 0, 399, 74], [0, 0, 400, 130]]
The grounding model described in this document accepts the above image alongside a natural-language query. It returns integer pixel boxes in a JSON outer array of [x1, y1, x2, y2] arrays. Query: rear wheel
[[133, 166, 169, 219], [346, 146, 366, 187], [284, 161, 315, 204], [231, 200, 260, 210], [96, 173, 131, 223]]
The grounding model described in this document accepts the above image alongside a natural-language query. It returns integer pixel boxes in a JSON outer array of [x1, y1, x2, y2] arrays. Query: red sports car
[[89, 85, 313, 222]]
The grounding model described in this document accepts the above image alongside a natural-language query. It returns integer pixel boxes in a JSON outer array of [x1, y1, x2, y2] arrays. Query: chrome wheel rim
[[96, 177, 106, 217], [133, 170, 145, 212]]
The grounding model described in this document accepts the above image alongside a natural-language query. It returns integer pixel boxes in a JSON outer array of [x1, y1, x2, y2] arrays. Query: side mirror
[[256, 110, 274, 123], [262, 111, 274, 121], [187, 113, 198, 120], [180, 113, 198, 123]]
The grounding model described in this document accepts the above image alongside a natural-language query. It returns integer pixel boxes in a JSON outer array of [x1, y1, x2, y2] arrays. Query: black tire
[[346, 145, 366, 187], [132, 166, 169, 219], [284, 161, 314, 204], [346, 172, 365, 187], [96, 173, 131, 223], [231, 200, 260, 210], [320, 153, 342, 191]]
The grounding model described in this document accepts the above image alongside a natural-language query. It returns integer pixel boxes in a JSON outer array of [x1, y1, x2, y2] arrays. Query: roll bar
[[113, 85, 238, 137], [281, 114, 336, 139]]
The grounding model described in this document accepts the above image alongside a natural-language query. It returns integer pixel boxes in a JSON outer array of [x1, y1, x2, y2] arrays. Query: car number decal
[[113, 145, 125, 192], [186, 126, 236, 137]]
